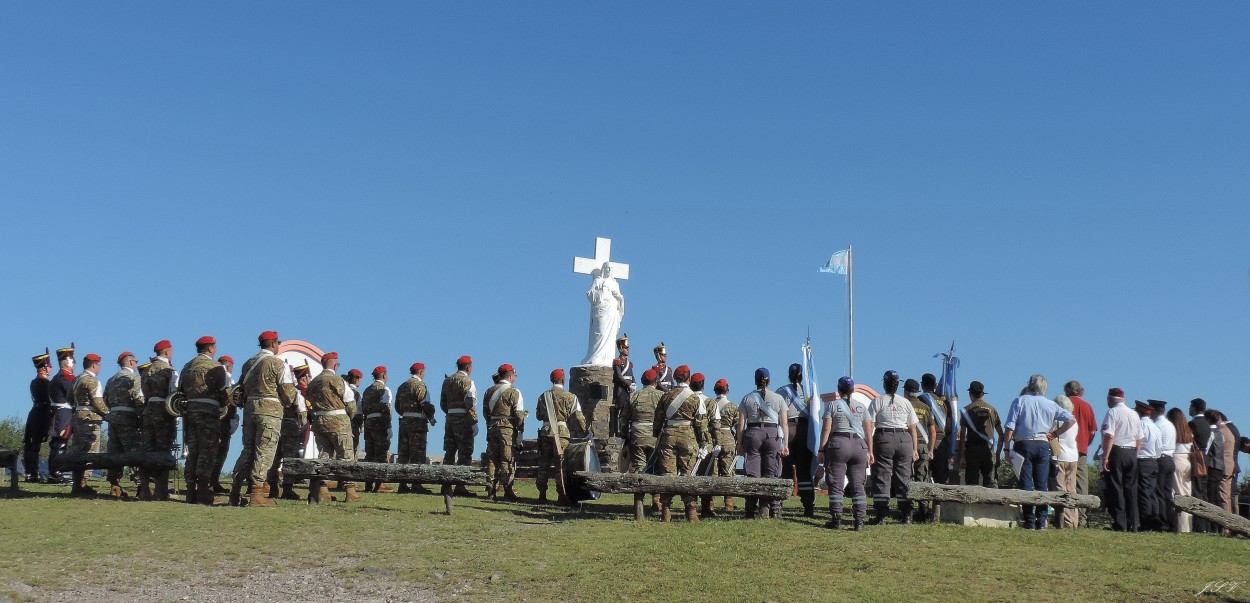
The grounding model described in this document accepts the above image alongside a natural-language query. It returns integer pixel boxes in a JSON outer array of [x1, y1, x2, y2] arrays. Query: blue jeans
[[1015, 440, 1051, 527]]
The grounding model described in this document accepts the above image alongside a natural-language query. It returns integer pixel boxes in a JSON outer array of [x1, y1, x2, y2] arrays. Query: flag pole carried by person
[[802, 331, 823, 483], [934, 341, 962, 468], [818, 246, 852, 378]]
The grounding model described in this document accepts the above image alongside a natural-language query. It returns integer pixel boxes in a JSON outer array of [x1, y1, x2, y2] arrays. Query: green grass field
[[2, 478, 1248, 602]]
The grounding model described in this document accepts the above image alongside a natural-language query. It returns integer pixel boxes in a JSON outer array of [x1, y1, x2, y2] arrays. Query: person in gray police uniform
[[819, 376, 869, 531], [864, 370, 919, 525], [735, 367, 789, 518]]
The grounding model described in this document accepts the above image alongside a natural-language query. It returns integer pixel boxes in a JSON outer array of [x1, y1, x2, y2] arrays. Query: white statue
[[573, 237, 630, 367]]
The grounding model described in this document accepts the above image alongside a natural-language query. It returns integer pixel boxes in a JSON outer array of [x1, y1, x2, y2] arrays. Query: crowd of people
[[20, 332, 1248, 533]]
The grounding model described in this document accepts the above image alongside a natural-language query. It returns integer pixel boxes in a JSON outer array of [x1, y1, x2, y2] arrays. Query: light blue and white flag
[[802, 339, 822, 480], [818, 249, 849, 276], [935, 342, 961, 462]]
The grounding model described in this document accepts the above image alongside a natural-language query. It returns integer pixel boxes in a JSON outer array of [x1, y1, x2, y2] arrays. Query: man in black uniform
[[47, 346, 77, 483], [1188, 398, 1212, 533], [23, 352, 53, 482], [610, 334, 635, 438], [651, 343, 674, 392]]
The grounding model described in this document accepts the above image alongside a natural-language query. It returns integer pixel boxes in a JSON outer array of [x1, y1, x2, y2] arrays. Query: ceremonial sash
[[835, 398, 865, 440], [541, 391, 565, 457], [781, 384, 808, 418], [665, 387, 694, 420], [487, 384, 510, 413], [920, 393, 946, 433], [960, 406, 994, 445]]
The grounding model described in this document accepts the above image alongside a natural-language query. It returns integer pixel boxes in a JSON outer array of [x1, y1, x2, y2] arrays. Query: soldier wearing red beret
[[617, 368, 665, 512], [140, 339, 180, 501], [482, 364, 526, 501], [102, 351, 143, 498], [68, 353, 109, 495], [440, 356, 480, 496], [267, 361, 311, 501], [305, 352, 363, 503], [229, 331, 298, 507], [395, 362, 437, 494], [177, 336, 230, 504], [709, 379, 740, 513], [653, 365, 710, 522], [208, 355, 238, 495], [535, 368, 587, 505], [360, 365, 395, 493]]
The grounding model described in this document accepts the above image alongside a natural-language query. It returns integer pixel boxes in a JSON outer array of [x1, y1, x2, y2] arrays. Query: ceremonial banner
[[802, 338, 822, 482], [934, 342, 961, 461]]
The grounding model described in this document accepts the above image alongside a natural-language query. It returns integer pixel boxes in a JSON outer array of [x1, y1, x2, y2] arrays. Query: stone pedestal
[[570, 365, 619, 468], [939, 502, 1022, 528]]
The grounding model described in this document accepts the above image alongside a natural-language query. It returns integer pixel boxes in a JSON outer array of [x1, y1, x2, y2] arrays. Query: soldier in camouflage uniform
[[440, 356, 479, 496], [178, 336, 230, 505], [618, 368, 663, 512], [268, 362, 310, 500], [905, 379, 938, 522], [209, 355, 237, 494], [535, 368, 586, 505], [708, 378, 739, 513], [69, 353, 109, 495], [958, 381, 1003, 488], [306, 352, 362, 503], [344, 368, 364, 458], [395, 362, 436, 494], [229, 331, 298, 507], [483, 364, 526, 501], [104, 351, 145, 498], [141, 340, 179, 501], [653, 366, 710, 522], [921, 373, 955, 486], [360, 366, 394, 493]]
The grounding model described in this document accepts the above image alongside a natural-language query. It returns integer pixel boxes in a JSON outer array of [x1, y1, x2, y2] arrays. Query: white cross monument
[[573, 237, 629, 366]]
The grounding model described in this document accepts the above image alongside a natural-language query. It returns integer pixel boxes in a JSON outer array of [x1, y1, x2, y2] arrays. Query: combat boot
[[868, 503, 888, 526], [267, 478, 280, 499], [484, 484, 496, 500], [699, 496, 717, 519], [825, 505, 841, 529], [344, 484, 363, 503], [723, 496, 735, 512], [503, 485, 521, 502], [137, 479, 153, 501], [453, 484, 476, 497], [375, 482, 395, 493], [853, 518, 864, 531], [412, 483, 433, 494], [537, 488, 549, 504], [228, 474, 247, 506], [211, 480, 229, 495], [185, 480, 199, 504], [109, 480, 127, 499], [660, 502, 672, 523], [280, 484, 301, 500], [397, 482, 411, 494], [248, 485, 275, 507], [70, 470, 85, 495], [900, 502, 915, 525], [197, 486, 216, 506], [803, 502, 816, 518], [686, 504, 700, 523], [259, 481, 270, 495]]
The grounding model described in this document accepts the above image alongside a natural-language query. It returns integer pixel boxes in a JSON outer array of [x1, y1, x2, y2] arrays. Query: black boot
[[825, 504, 841, 529], [868, 503, 888, 525], [900, 501, 914, 525], [853, 518, 864, 531]]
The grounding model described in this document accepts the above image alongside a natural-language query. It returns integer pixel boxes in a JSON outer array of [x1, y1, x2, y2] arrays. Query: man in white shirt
[[1134, 400, 1163, 532], [1149, 400, 1177, 532], [1100, 387, 1143, 532]]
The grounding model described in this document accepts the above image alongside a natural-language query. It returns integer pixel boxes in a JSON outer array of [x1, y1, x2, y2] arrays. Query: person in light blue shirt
[[1002, 374, 1076, 530]]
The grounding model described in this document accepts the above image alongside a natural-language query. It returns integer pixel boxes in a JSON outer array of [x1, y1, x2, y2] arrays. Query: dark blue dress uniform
[[23, 353, 53, 481], [47, 347, 77, 479]]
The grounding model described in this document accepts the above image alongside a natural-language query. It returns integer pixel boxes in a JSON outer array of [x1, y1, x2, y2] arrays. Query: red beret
[[372, 366, 387, 377], [691, 373, 705, 384], [674, 365, 691, 381], [196, 336, 216, 346], [1108, 387, 1125, 398], [642, 369, 658, 383], [218, 356, 233, 364], [321, 352, 338, 364], [714, 378, 728, 390], [550, 368, 565, 382], [457, 355, 472, 366], [498, 363, 514, 374], [84, 353, 102, 363], [348, 368, 363, 379], [153, 340, 172, 353], [410, 362, 425, 373], [258, 330, 278, 343], [116, 352, 133, 364]]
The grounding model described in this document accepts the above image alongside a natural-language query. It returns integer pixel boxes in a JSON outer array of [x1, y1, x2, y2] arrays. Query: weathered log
[[281, 458, 487, 485], [50, 451, 176, 471], [573, 471, 792, 500], [1174, 495, 1250, 538], [907, 482, 1102, 509], [0, 450, 18, 493]]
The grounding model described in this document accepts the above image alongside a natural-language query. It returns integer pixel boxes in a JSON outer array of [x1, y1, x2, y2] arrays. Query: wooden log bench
[[0, 450, 18, 493], [49, 451, 177, 472], [1174, 495, 1250, 538], [573, 472, 792, 520], [907, 482, 1102, 527], [281, 458, 487, 514]]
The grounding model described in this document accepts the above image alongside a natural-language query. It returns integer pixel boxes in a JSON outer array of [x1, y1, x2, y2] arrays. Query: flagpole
[[848, 245, 854, 379]]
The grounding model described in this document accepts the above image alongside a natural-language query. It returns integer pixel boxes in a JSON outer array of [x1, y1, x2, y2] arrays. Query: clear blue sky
[[3, 4, 1248, 465]]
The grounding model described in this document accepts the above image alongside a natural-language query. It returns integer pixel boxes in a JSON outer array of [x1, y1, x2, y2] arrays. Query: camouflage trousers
[[713, 435, 737, 478], [628, 429, 656, 472], [267, 417, 306, 485], [106, 418, 143, 483], [232, 413, 282, 487], [69, 418, 103, 454], [312, 415, 355, 488], [395, 419, 429, 465], [211, 414, 234, 484], [536, 433, 572, 496], [142, 402, 177, 485], [363, 420, 390, 464], [655, 426, 699, 507], [184, 409, 222, 484], [485, 421, 516, 488], [443, 416, 474, 466]]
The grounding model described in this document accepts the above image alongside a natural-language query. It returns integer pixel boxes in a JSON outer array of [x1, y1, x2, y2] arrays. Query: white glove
[[629, 382, 637, 392]]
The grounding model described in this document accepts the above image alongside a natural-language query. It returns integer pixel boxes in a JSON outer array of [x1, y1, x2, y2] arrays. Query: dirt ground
[[2, 559, 441, 603]]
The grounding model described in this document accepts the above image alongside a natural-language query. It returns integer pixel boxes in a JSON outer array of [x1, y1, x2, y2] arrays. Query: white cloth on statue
[[580, 267, 624, 366]]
